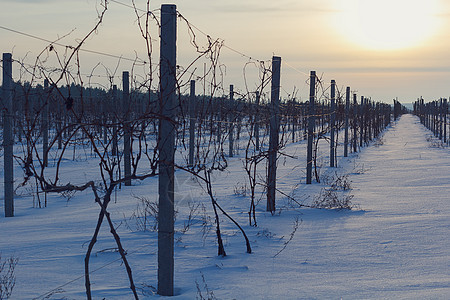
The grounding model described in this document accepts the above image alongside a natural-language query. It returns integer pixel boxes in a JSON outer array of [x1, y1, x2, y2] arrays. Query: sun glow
[[335, 0, 442, 50]]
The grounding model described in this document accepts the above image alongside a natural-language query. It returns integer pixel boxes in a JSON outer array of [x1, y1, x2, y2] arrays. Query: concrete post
[[112, 85, 118, 156], [158, 4, 176, 296], [439, 98, 443, 140], [123, 71, 131, 186], [330, 80, 336, 167], [353, 94, 357, 153], [229, 85, 234, 157], [360, 96, 364, 147], [291, 99, 296, 143], [236, 100, 242, 155], [188, 80, 195, 168], [363, 98, 368, 144], [306, 71, 316, 184], [444, 98, 447, 144], [3, 53, 14, 217], [43, 79, 49, 167], [57, 93, 63, 149], [216, 98, 221, 143], [254, 91, 260, 151], [103, 95, 107, 146], [267, 56, 281, 212], [435, 101, 438, 137], [344, 87, 350, 157]]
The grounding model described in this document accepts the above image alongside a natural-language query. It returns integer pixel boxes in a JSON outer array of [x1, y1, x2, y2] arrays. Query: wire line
[[0, 24, 146, 64]]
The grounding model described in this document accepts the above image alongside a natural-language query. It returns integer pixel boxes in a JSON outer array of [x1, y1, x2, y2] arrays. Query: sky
[[1, 0, 450, 104]]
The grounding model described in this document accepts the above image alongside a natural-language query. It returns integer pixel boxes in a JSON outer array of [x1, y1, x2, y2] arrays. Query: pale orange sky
[[1, 0, 450, 104]]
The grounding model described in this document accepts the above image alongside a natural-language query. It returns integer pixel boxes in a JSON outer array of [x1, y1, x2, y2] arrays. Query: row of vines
[[1, 1, 407, 298]]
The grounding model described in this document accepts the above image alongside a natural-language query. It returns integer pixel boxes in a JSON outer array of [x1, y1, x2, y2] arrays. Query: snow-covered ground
[[1, 114, 449, 299]]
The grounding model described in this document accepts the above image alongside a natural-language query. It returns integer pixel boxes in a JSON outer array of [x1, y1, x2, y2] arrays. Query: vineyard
[[1, 2, 450, 299]]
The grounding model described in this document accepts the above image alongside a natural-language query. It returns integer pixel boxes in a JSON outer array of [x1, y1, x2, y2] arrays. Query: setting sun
[[335, 0, 442, 50]]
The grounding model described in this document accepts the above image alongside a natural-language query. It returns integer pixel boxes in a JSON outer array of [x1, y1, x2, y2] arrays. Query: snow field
[[1, 114, 449, 299]]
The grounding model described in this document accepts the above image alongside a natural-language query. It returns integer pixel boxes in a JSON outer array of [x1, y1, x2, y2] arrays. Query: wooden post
[[3, 53, 14, 217], [254, 91, 260, 151], [158, 4, 176, 296], [43, 79, 49, 167], [344, 87, 350, 157], [229, 85, 234, 157], [267, 56, 281, 212], [306, 71, 316, 184], [188, 80, 195, 168], [330, 80, 336, 167], [123, 71, 132, 186]]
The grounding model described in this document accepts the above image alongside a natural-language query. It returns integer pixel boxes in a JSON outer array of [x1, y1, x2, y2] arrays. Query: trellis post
[[123, 71, 132, 186], [102, 91, 107, 146], [3, 53, 14, 217], [254, 91, 260, 151], [43, 79, 49, 167], [267, 56, 281, 212], [229, 84, 234, 157], [353, 93, 357, 153], [344, 87, 350, 157], [112, 85, 118, 156], [444, 98, 447, 144], [306, 71, 316, 184], [360, 96, 364, 147], [440, 99, 443, 139], [158, 4, 177, 296], [188, 80, 195, 168], [216, 97, 221, 143], [330, 80, 336, 167], [57, 91, 63, 149]]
